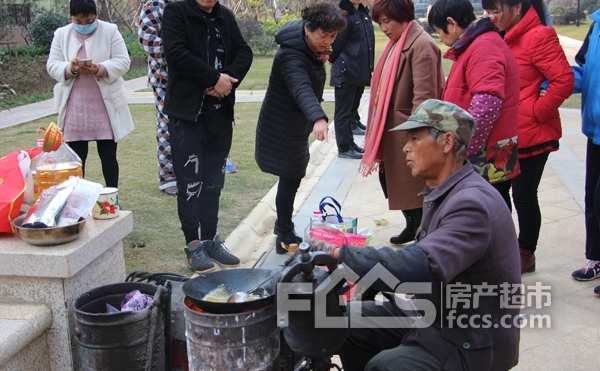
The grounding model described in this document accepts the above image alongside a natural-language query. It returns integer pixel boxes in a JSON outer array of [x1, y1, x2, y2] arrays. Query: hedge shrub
[[122, 31, 146, 58], [28, 12, 70, 50], [238, 16, 278, 55]]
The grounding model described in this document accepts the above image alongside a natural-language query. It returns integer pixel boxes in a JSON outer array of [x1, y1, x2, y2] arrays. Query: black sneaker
[[203, 235, 240, 268], [185, 240, 215, 273]]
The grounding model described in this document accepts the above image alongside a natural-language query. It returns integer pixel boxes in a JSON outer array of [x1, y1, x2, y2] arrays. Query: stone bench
[[0, 211, 133, 371], [0, 302, 52, 371]]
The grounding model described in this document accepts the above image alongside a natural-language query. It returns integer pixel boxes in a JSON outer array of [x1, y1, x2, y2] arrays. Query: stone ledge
[[0, 211, 133, 278], [0, 302, 52, 365]]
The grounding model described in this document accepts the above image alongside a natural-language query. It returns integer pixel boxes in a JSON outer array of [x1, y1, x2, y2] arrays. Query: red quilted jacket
[[443, 25, 521, 183], [504, 7, 574, 158]]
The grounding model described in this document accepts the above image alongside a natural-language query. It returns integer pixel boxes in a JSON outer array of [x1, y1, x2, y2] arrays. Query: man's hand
[[313, 118, 328, 142], [213, 73, 238, 98], [205, 87, 220, 98]]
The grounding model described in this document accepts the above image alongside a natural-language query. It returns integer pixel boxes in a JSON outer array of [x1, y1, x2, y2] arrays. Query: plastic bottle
[[30, 139, 44, 201], [36, 142, 83, 195], [304, 210, 323, 241]]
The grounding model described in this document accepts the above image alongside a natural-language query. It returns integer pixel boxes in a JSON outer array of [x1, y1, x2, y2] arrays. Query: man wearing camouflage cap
[[299, 100, 522, 370]]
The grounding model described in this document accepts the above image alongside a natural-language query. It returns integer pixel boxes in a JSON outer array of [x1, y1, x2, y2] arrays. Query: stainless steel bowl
[[11, 215, 87, 246]]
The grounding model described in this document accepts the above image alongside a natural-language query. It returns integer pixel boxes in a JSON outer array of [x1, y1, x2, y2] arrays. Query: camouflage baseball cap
[[389, 99, 477, 146]]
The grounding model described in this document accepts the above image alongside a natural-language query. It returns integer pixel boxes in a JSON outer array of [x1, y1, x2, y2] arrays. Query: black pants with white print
[[168, 111, 232, 244]]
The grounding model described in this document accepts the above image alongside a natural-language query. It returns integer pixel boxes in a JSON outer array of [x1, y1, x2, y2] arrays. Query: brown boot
[[520, 248, 535, 274]]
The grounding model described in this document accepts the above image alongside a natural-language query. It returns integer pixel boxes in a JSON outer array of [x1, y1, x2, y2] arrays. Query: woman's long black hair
[[482, 0, 547, 25]]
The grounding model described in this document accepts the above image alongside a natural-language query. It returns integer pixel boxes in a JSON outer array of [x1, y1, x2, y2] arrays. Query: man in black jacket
[[162, 0, 252, 273], [330, 0, 375, 159]]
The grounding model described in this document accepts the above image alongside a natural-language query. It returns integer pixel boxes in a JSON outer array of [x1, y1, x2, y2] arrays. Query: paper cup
[[92, 187, 119, 220]]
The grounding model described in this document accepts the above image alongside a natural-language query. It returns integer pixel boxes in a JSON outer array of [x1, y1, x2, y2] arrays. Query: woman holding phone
[[47, 0, 133, 188]]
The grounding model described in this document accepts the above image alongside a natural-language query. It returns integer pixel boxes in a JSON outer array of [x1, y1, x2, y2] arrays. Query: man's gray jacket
[[339, 163, 521, 370]]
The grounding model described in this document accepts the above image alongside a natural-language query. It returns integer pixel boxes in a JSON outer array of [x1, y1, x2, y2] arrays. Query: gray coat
[[340, 163, 521, 371]]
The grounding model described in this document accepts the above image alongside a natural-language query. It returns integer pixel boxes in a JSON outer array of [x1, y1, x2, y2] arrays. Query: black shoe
[[353, 121, 366, 130], [274, 222, 303, 254], [389, 228, 416, 244], [352, 126, 366, 135], [594, 285, 600, 295], [203, 235, 240, 268], [351, 142, 364, 153], [275, 233, 303, 254], [338, 148, 364, 159], [185, 240, 215, 273]]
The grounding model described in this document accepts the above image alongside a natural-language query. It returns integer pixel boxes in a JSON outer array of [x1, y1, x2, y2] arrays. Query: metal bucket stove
[[184, 298, 279, 371]]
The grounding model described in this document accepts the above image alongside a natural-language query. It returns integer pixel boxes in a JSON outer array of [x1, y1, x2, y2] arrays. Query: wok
[[182, 268, 282, 314]]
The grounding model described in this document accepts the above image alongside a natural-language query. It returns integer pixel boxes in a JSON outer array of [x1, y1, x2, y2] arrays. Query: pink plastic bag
[[120, 290, 153, 312], [310, 226, 367, 247]]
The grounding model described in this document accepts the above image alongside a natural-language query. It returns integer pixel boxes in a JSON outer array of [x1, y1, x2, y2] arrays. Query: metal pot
[[11, 214, 87, 246], [182, 268, 281, 314]]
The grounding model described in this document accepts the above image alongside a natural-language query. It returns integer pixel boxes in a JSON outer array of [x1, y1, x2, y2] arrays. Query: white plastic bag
[[16, 150, 34, 213], [57, 178, 103, 226]]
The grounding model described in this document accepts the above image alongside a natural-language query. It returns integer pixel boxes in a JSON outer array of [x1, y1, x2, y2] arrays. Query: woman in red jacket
[[483, 0, 574, 274]]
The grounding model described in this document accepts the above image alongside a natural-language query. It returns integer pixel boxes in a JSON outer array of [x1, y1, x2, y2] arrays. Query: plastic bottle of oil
[[30, 139, 44, 201], [36, 142, 83, 195]]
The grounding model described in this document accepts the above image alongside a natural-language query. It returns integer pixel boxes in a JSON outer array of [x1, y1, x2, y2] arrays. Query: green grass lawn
[[553, 22, 591, 41]]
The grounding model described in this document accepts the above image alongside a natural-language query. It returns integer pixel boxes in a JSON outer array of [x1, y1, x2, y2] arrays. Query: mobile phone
[[78, 59, 92, 67]]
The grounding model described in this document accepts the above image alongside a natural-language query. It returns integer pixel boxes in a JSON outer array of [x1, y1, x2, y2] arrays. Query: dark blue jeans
[[168, 112, 232, 244], [511, 152, 549, 253], [585, 139, 600, 260]]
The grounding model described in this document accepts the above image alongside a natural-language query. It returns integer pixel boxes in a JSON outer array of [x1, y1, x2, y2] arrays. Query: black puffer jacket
[[162, 0, 252, 121], [255, 21, 328, 180], [329, 0, 375, 87]]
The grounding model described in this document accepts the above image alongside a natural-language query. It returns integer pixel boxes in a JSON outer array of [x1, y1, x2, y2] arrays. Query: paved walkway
[[0, 76, 339, 129], [2, 35, 596, 370]]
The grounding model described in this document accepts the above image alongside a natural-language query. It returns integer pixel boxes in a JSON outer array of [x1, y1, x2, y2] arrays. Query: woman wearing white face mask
[[47, 0, 133, 188]]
